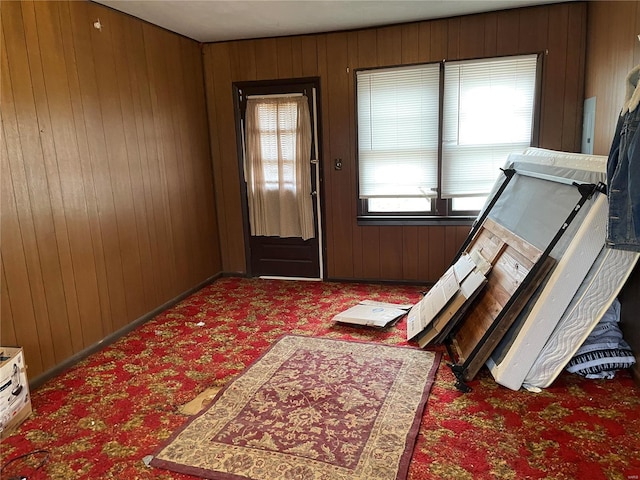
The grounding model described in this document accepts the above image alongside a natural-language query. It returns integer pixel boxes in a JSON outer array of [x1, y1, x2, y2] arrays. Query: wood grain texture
[[563, 5, 587, 152], [483, 13, 498, 57], [230, 40, 257, 81], [401, 23, 420, 65], [518, 6, 549, 53], [276, 37, 294, 78], [201, 3, 586, 283], [376, 25, 402, 66], [347, 31, 363, 279], [584, 1, 640, 387], [379, 227, 403, 280], [585, 1, 640, 155], [458, 15, 486, 59], [454, 256, 555, 380], [540, 3, 569, 150], [324, 33, 353, 279], [1, 0, 220, 379], [452, 222, 544, 372]]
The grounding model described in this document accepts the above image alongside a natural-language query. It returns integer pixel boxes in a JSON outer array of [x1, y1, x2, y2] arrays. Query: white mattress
[[487, 193, 608, 390], [523, 246, 639, 389], [521, 147, 607, 173]]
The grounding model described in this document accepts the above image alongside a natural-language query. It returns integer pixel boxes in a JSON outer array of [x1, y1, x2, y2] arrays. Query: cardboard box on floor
[[333, 300, 413, 328], [407, 252, 489, 344], [1, 347, 32, 439]]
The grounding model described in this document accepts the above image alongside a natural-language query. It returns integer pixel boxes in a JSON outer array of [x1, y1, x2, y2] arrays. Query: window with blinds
[[442, 55, 538, 203], [356, 54, 539, 218], [357, 64, 440, 211]]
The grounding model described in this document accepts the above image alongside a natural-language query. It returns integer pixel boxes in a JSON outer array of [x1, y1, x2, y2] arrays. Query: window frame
[[355, 53, 543, 225]]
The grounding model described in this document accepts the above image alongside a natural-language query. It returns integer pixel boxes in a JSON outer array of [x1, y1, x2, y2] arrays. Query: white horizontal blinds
[[255, 100, 297, 190], [442, 54, 538, 198], [357, 64, 440, 198]]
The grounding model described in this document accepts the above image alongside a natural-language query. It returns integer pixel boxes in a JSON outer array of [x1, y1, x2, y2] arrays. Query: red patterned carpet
[[2, 277, 639, 479]]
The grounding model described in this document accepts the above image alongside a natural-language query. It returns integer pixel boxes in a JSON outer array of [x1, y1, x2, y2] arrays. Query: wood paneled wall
[[203, 2, 587, 282], [584, 1, 640, 384], [1, 1, 221, 379], [585, 1, 640, 155]]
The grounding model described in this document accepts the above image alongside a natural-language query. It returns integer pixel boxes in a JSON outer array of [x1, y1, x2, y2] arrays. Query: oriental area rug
[[151, 335, 440, 480]]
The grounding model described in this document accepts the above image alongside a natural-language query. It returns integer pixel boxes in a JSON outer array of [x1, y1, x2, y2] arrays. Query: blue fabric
[[606, 106, 640, 251]]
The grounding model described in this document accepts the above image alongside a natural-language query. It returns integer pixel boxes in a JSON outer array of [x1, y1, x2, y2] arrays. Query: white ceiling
[[93, 0, 565, 43]]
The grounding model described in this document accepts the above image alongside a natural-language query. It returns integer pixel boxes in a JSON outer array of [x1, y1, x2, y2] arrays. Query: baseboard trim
[[324, 276, 433, 287], [258, 275, 321, 281], [29, 273, 222, 390]]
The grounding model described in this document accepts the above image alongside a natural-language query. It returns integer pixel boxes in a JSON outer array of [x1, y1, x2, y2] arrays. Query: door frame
[[232, 77, 326, 279]]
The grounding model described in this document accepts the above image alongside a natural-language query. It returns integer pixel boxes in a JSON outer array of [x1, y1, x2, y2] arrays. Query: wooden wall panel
[[356, 29, 377, 68], [377, 26, 402, 66], [276, 37, 294, 78], [203, 2, 587, 284], [1, 0, 221, 379], [68, 2, 122, 336], [496, 10, 520, 56], [402, 227, 419, 280], [401, 23, 420, 64], [563, 5, 587, 152], [446, 17, 461, 59], [4, 2, 75, 364], [379, 227, 404, 280], [347, 31, 363, 279], [459, 15, 486, 59], [361, 228, 381, 279], [230, 41, 257, 81], [290, 37, 303, 77], [91, 5, 148, 326], [518, 6, 549, 53], [429, 19, 448, 62], [35, 1, 102, 349], [180, 37, 222, 279], [483, 13, 498, 57], [325, 33, 353, 279], [300, 36, 319, 77], [540, 4, 569, 150], [584, 1, 640, 385], [585, 1, 640, 155], [417, 22, 431, 62], [205, 43, 244, 273], [255, 38, 278, 79], [1, 84, 48, 373], [427, 227, 446, 280]]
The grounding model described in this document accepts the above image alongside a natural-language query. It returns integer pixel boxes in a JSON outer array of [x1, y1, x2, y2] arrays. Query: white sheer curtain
[[245, 96, 314, 240]]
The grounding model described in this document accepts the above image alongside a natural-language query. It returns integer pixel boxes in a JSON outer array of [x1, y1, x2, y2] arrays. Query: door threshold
[[259, 276, 322, 282]]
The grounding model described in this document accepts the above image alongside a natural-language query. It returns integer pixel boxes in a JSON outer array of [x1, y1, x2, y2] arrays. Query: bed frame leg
[[448, 363, 472, 393]]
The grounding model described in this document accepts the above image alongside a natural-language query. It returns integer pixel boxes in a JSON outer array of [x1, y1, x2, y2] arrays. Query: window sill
[[356, 215, 476, 227]]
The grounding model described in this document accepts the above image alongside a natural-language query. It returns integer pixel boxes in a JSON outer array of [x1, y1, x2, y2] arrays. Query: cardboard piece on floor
[[406, 253, 488, 341], [333, 301, 411, 328], [0, 347, 32, 439]]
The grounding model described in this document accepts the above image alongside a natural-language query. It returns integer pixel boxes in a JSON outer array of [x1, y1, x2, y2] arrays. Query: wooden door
[[235, 79, 322, 278]]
